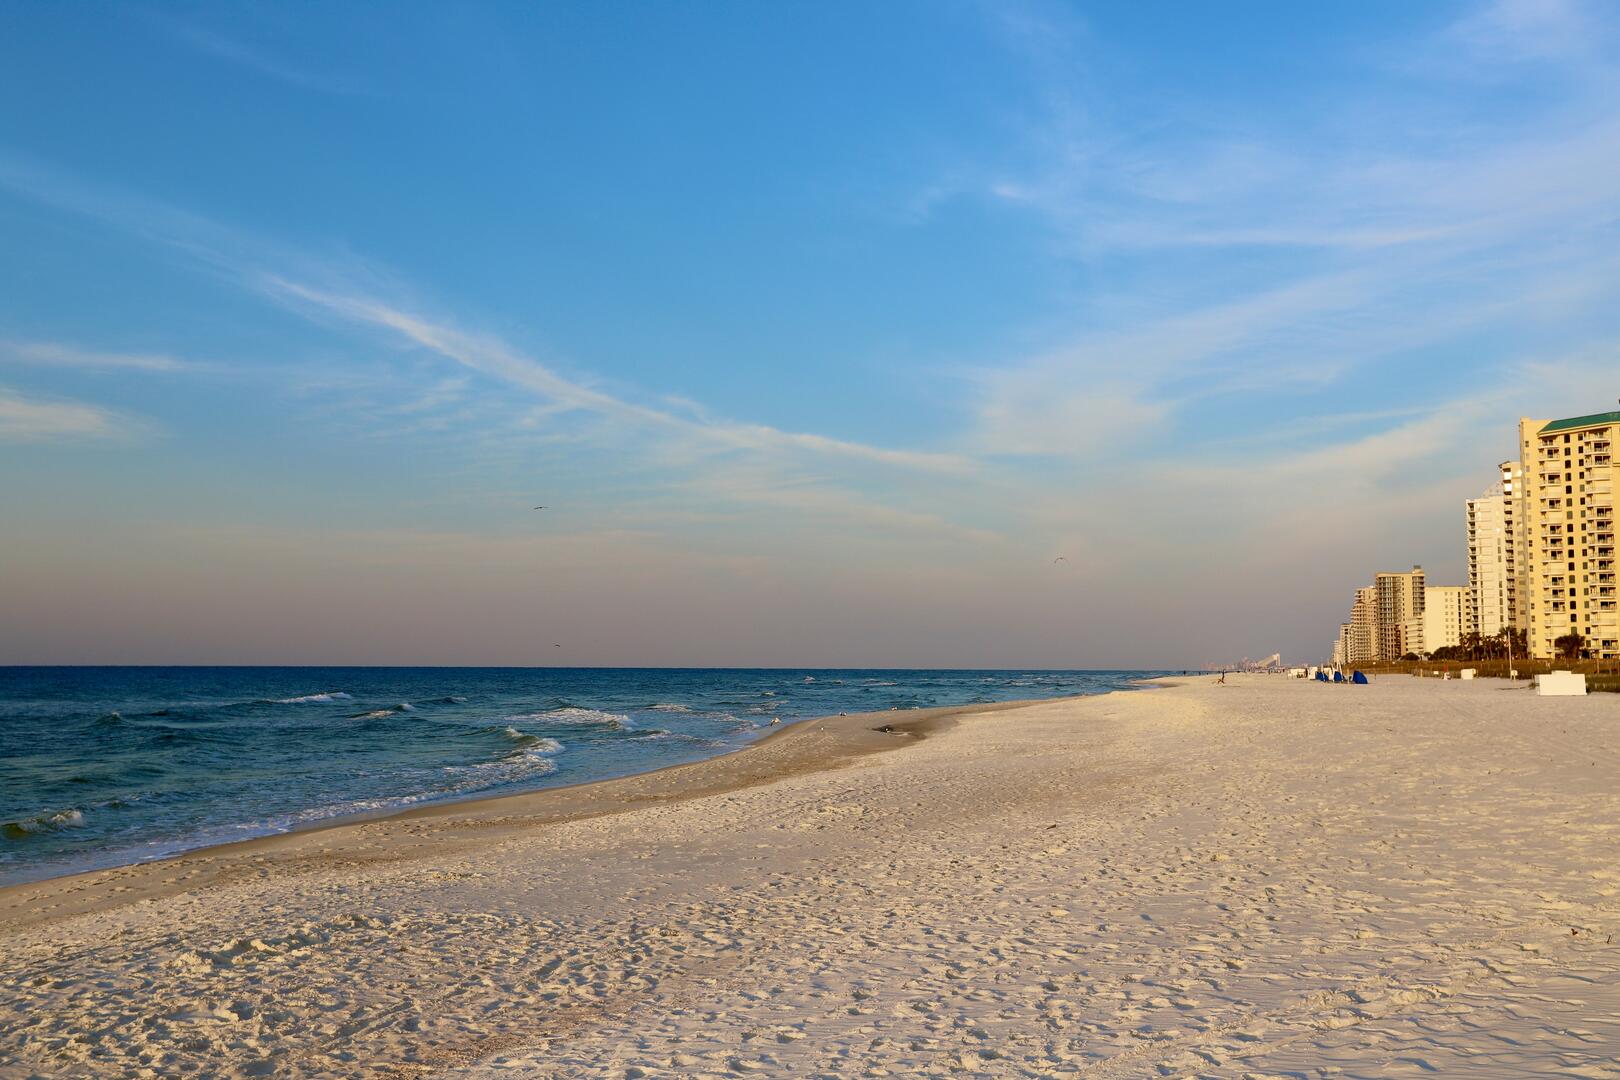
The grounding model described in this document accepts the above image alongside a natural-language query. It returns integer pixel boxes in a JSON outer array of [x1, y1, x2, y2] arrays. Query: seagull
[[533, 506, 547, 510], [1052, 556, 1067, 564], [552, 644, 562, 648]]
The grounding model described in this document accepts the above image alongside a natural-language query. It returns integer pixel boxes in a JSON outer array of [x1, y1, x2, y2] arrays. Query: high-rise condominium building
[[1347, 586, 1378, 665], [1422, 585, 1471, 653], [1519, 412, 1619, 659], [1499, 459, 1528, 632], [1467, 482, 1511, 636], [1375, 566, 1425, 661]]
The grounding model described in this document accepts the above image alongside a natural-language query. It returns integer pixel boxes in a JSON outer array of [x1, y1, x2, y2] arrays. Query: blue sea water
[[0, 667, 1166, 886]]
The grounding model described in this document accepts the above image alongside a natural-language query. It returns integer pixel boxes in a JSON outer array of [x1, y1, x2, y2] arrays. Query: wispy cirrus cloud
[[0, 387, 144, 443], [0, 340, 187, 372], [260, 277, 972, 475], [152, 16, 369, 97], [0, 151, 968, 474], [951, 0, 1620, 468]]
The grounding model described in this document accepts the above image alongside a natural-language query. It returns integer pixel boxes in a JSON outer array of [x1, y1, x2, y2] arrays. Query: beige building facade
[[1520, 413, 1620, 659], [1421, 585, 1471, 654], [1347, 586, 1378, 665], [1375, 566, 1426, 661]]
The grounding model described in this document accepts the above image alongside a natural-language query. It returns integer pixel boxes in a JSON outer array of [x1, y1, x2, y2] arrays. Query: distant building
[[1499, 459, 1529, 633], [1348, 586, 1378, 665], [1332, 622, 1350, 667], [1519, 413, 1619, 659], [1375, 566, 1426, 660], [1467, 482, 1511, 636], [1422, 585, 1471, 654]]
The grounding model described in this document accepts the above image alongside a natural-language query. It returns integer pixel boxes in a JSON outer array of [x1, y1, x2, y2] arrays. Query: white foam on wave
[[247, 735, 566, 835], [514, 707, 635, 731], [648, 703, 693, 713], [2, 808, 86, 839], [275, 692, 352, 704], [499, 728, 565, 756]]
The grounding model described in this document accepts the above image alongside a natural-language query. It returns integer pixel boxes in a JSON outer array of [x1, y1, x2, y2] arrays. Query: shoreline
[[0, 693, 1071, 931]]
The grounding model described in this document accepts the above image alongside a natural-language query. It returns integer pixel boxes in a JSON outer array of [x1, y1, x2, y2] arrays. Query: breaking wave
[[518, 707, 636, 731], [275, 692, 351, 704], [352, 703, 415, 720], [2, 809, 87, 841]]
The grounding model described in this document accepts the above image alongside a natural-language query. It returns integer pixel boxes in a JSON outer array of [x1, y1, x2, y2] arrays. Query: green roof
[[1540, 410, 1620, 434]]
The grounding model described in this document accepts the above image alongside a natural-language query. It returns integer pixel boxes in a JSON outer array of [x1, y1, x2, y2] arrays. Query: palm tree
[[1554, 631, 1585, 660]]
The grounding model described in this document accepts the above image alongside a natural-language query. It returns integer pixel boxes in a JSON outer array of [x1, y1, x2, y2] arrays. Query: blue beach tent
[[1332, 670, 1345, 683], [1352, 670, 1369, 684], [1316, 670, 1330, 682]]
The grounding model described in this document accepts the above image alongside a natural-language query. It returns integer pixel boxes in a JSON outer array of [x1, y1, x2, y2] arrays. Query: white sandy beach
[[3, 675, 1619, 1078]]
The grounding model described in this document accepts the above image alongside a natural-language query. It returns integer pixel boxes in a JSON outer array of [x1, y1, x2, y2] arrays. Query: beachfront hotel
[[1330, 409, 1620, 665], [1466, 465, 1523, 637], [1375, 566, 1426, 661], [1518, 412, 1619, 660], [1422, 585, 1470, 655]]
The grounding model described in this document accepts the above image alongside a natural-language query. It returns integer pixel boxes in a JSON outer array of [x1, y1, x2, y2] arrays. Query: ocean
[[0, 667, 1165, 886]]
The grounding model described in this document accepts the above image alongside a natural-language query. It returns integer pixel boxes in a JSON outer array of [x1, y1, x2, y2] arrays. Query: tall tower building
[[1467, 483, 1511, 636], [1520, 412, 1619, 659], [1348, 586, 1378, 665], [1500, 459, 1529, 633], [1374, 566, 1425, 661]]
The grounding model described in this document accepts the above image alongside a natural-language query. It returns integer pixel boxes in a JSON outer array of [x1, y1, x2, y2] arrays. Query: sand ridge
[[3, 676, 1620, 1077]]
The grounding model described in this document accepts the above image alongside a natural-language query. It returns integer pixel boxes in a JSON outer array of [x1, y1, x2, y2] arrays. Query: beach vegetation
[[1554, 632, 1586, 660]]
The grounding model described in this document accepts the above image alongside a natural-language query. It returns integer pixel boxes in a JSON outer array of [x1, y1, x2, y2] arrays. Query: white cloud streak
[[0, 387, 140, 443], [0, 340, 186, 372]]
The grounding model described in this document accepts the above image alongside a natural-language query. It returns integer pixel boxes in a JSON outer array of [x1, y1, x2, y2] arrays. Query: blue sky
[[2, 0, 1618, 666]]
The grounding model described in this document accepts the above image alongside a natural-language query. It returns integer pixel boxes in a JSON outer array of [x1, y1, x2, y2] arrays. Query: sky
[[2, 0, 1618, 667]]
